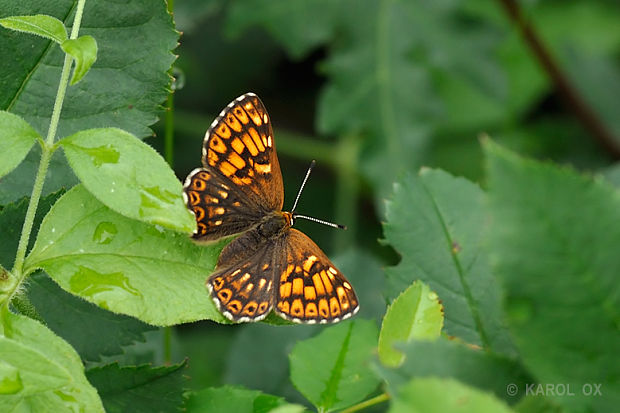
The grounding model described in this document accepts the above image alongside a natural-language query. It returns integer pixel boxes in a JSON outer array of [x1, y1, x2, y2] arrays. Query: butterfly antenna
[[291, 160, 347, 230]]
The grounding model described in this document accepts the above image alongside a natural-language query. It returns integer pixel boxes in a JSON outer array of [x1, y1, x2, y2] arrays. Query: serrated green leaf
[[377, 338, 531, 404], [0, 309, 104, 412], [485, 141, 620, 412], [61, 35, 97, 85], [0, 111, 40, 179], [86, 362, 186, 413], [389, 377, 516, 413], [378, 280, 443, 367], [383, 168, 514, 354], [289, 320, 379, 412], [184, 386, 287, 413], [60, 128, 195, 232], [0, 14, 67, 43], [27, 272, 156, 362], [0, 0, 178, 203], [23, 185, 226, 326], [0, 190, 64, 270]]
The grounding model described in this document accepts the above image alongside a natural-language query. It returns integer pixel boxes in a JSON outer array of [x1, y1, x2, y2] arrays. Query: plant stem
[[334, 133, 360, 252], [5, 0, 87, 307], [339, 393, 390, 413], [497, 0, 620, 159]]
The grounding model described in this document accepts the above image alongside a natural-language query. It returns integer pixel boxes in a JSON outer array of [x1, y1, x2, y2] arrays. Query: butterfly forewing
[[275, 229, 359, 324], [201, 93, 283, 213], [183, 168, 263, 240]]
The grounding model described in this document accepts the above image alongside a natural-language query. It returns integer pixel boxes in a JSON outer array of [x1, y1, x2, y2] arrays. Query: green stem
[[4, 0, 87, 308], [333, 134, 360, 252], [339, 393, 390, 413]]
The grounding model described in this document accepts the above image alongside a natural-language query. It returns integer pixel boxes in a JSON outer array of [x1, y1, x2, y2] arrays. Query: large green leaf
[[0, 0, 177, 202], [389, 377, 515, 413], [27, 272, 155, 362], [0, 111, 40, 179], [23, 185, 226, 326], [383, 168, 514, 354], [0, 309, 104, 412], [184, 386, 289, 413], [485, 141, 620, 412], [289, 319, 380, 412], [60, 128, 195, 232], [86, 362, 186, 413]]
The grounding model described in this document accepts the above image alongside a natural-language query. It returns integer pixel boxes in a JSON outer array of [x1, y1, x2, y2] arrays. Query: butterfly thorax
[[215, 211, 291, 268], [256, 211, 292, 239]]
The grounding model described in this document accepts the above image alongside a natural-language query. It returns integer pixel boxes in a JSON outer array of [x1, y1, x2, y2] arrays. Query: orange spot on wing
[[306, 302, 318, 317], [207, 150, 219, 166], [281, 264, 295, 283], [255, 163, 272, 174], [278, 300, 290, 313], [228, 151, 246, 169], [292, 278, 303, 296], [210, 136, 227, 153], [225, 113, 243, 132], [320, 271, 333, 294], [231, 137, 245, 154], [280, 282, 292, 299], [216, 123, 231, 139], [219, 161, 236, 177], [227, 300, 242, 314], [318, 298, 329, 317], [304, 286, 317, 300], [303, 255, 318, 272], [313, 274, 326, 295], [242, 133, 259, 156], [249, 127, 265, 152], [217, 288, 232, 304], [329, 297, 341, 316], [233, 106, 249, 124], [291, 299, 303, 316]]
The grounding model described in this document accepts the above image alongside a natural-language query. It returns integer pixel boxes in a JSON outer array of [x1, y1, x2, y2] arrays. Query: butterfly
[[182, 93, 359, 323]]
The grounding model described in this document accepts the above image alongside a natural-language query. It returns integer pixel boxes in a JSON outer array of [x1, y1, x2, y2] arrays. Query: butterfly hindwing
[[207, 232, 280, 322], [274, 229, 359, 324], [201, 93, 284, 213]]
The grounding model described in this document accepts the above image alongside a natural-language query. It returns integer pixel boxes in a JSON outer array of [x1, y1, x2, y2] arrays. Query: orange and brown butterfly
[[182, 93, 359, 324]]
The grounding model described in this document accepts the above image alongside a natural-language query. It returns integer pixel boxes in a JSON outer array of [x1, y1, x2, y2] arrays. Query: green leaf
[[514, 395, 563, 413], [226, 0, 338, 60], [0, 0, 178, 202], [60, 128, 195, 232], [389, 377, 516, 413], [377, 338, 531, 404], [86, 362, 186, 413], [289, 320, 380, 412], [0, 309, 104, 412], [0, 111, 40, 179], [378, 280, 443, 367], [61, 35, 97, 85], [0, 14, 67, 43], [27, 272, 156, 362], [184, 386, 288, 413], [24, 185, 226, 326], [383, 168, 514, 354], [0, 190, 64, 270], [485, 141, 620, 412]]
